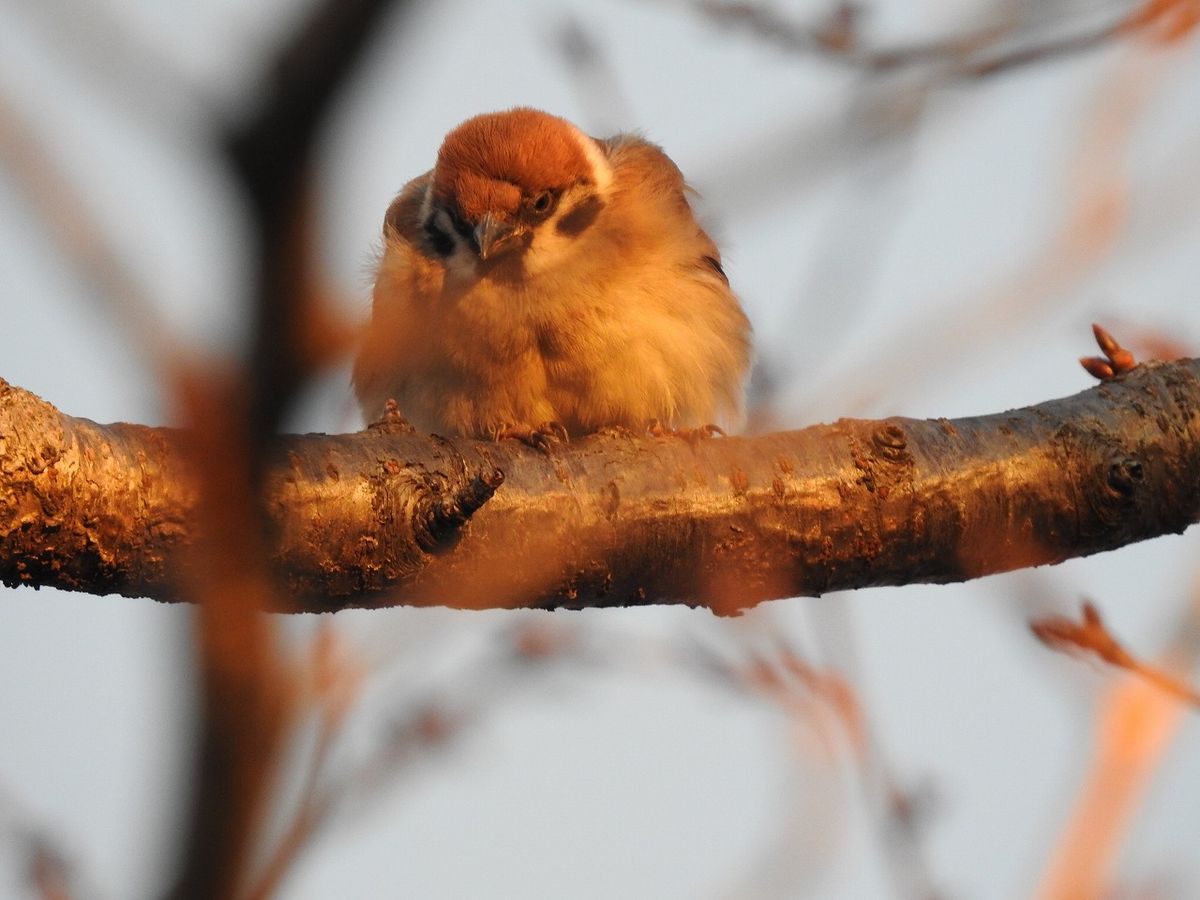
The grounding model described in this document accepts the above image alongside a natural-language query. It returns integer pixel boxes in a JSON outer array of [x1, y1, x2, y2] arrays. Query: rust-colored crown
[[432, 108, 593, 221]]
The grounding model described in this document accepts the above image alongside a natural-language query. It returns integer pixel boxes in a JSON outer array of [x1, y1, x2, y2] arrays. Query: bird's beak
[[474, 215, 516, 260]]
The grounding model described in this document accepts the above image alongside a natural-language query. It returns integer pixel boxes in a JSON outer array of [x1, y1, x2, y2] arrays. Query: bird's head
[[423, 108, 612, 273]]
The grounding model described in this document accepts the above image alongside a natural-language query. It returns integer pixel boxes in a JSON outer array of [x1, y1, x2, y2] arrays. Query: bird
[[353, 107, 752, 444]]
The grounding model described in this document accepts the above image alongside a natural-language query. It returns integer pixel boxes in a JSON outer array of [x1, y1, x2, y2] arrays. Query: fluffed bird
[[353, 107, 752, 442]]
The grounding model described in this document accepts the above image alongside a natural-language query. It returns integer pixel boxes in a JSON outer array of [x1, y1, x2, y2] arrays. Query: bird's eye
[[528, 190, 556, 217]]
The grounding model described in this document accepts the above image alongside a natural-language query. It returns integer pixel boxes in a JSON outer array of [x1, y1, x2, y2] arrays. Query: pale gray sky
[[2, 1, 1199, 898]]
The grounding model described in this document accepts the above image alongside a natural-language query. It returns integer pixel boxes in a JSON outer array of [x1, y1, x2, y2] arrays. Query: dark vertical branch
[[224, 0, 415, 447], [166, 377, 293, 900], [169, 1, 411, 898]]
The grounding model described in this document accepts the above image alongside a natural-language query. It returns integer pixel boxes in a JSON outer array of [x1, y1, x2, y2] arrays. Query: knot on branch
[[1105, 456, 1145, 500], [413, 466, 505, 554], [268, 437, 506, 605], [1053, 422, 1145, 533], [843, 419, 915, 500]]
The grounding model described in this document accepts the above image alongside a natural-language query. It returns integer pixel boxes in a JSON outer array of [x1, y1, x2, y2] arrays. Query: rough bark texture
[[3, 359, 1200, 613]]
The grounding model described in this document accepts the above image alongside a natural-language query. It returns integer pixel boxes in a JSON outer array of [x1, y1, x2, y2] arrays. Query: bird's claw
[[493, 420, 569, 452]]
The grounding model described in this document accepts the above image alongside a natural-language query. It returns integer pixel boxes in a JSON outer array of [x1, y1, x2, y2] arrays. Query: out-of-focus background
[[2, 1, 1199, 897]]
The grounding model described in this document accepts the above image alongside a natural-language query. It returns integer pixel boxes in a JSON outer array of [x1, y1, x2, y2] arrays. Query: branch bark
[[3, 359, 1199, 614]]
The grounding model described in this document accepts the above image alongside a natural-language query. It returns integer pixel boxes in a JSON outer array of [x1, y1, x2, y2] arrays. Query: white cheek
[[522, 225, 576, 277], [418, 184, 433, 222], [445, 246, 478, 280], [569, 127, 612, 194]]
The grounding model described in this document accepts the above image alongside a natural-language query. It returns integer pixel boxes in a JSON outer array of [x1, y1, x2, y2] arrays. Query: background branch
[[166, 1, 409, 897]]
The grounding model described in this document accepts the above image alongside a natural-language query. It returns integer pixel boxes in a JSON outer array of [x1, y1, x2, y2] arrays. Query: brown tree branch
[[3, 358, 1200, 613]]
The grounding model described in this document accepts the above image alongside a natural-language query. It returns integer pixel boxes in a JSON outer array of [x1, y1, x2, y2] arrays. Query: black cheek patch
[[555, 196, 605, 237], [447, 209, 475, 243], [424, 220, 455, 257]]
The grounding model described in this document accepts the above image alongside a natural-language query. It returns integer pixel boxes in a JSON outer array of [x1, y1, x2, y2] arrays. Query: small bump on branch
[[415, 467, 506, 554], [1081, 322, 1138, 381]]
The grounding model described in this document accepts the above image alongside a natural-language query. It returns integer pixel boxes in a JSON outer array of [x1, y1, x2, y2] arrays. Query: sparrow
[[353, 107, 752, 442]]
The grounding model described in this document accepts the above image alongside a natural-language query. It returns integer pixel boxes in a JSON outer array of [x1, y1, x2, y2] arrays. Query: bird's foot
[[647, 420, 726, 443], [492, 420, 569, 452]]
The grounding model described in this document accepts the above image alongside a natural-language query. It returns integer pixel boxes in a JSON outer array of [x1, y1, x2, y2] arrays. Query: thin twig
[[0, 782, 79, 900], [1035, 567, 1200, 897], [549, 16, 635, 136], [1032, 600, 1200, 706], [247, 621, 584, 898], [242, 623, 360, 900], [787, 30, 1172, 419], [9, 0, 207, 127], [685, 0, 1196, 79], [0, 86, 182, 372]]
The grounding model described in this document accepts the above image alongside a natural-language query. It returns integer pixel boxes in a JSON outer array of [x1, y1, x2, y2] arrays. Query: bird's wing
[[382, 170, 434, 245], [599, 134, 729, 285]]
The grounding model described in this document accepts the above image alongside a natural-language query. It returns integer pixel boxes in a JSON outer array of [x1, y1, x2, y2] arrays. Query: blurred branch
[[687, 0, 1198, 78], [223, 0, 412, 449], [550, 17, 634, 136], [783, 31, 1174, 419], [164, 374, 295, 900], [28, 837, 73, 900], [244, 621, 577, 899], [3, 358, 1200, 611], [241, 626, 351, 900], [252, 617, 921, 899], [0, 87, 181, 370], [10, 0, 206, 127], [1036, 571, 1200, 897], [1032, 600, 1200, 706], [761, 71, 926, 409], [0, 782, 81, 900], [166, 1, 411, 898]]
